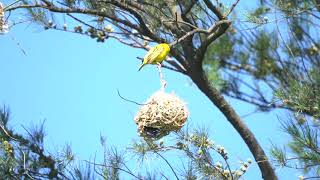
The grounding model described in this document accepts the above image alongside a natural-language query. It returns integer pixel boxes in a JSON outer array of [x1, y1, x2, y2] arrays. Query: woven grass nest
[[0, 2, 8, 34], [134, 91, 188, 140], [0, 2, 3, 27]]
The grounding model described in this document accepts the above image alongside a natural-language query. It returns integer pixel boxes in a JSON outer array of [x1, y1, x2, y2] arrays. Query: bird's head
[[161, 43, 170, 53]]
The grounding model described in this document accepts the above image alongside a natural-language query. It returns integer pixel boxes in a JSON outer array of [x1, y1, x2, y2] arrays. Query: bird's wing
[[143, 45, 164, 64]]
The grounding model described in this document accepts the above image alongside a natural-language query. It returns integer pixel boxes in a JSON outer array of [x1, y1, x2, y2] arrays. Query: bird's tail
[[138, 63, 146, 71]]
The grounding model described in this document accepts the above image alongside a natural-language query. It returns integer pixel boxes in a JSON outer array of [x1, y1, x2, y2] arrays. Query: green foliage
[[251, 30, 279, 78], [270, 145, 287, 167], [276, 69, 320, 118], [1, 106, 254, 179], [102, 148, 123, 179], [245, 6, 270, 24], [63, 0, 77, 7], [4, 0, 320, 178], [22, 1, 49, 26], [203, 34, 233, 90], [125, 126, 253, 180], [250, 6, 271, 17], [181, 161, 197, 180], [271, 118, 320, 176], [204, 60, 226, 91], [72, 163, 95, 180], [274, 0, 314, 13], [261, 1, 320, 178], [0, 106, 98, 179], [0, 139, 16, 179]]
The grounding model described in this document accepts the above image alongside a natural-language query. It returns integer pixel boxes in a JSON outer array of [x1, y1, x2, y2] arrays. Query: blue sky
[[0, 1, 301, 179]]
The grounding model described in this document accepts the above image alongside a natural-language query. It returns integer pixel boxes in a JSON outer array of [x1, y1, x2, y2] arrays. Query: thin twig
[[84, 160, 143, 180], [222, 156, 234, 180], [3, 0, 22, 11], [304, 176, 320, 180], [224, 0, 240, 18], [66, 13, 94, 29], [170, 28, 208, 47], [0, 124, 18, 141], [162, 19, 198, 29], [22, 151, 35, 179], [154, 151, 180, 180], [9, 34, 27, 56], [117, 89, 148, 106]]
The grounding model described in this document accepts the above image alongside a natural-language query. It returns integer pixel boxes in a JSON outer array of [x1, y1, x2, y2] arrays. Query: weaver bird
[[138, 43, 170, 71]]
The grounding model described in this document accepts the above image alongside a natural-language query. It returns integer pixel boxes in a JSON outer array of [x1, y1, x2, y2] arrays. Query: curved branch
[[203, 0, 224, 20], [195, 20, 231, 63], [107, 1, 159, 42], [154, 151, 179, 180], [189, 68, 278, 180], [5, 3, 141, 31]]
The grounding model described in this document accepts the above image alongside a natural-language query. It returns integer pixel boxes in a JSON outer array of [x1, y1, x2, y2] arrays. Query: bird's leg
[[157, 63, 166, 91]]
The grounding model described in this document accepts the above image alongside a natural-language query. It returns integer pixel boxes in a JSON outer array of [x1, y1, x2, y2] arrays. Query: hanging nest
[[0, 2, 3, 29], [0, 2, 8, 34], [134, 91, 188, 140]]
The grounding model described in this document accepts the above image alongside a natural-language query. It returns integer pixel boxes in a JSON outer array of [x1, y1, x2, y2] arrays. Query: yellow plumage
[[138, 43, 170, 71]]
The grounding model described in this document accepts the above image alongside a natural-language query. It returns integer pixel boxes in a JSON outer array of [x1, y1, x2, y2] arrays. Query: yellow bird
[[138, 43, 170, 71]]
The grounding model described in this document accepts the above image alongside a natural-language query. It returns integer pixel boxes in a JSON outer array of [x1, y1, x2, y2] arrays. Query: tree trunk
[[189, 67, 278, 180]]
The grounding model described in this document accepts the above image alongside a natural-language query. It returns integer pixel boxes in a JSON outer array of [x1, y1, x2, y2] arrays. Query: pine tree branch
[[189, 68, 278, 180], [5, 3, 141, 32], [0, 124, 66, 179], [224, 0, 240, 18], [4, 1, 278, 179], [195, 20, 231, 63], [154, 151, 179, 180], [203, 0, 224, 20], [106, 1, 158, 42], [84, 160, 143, 180]]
